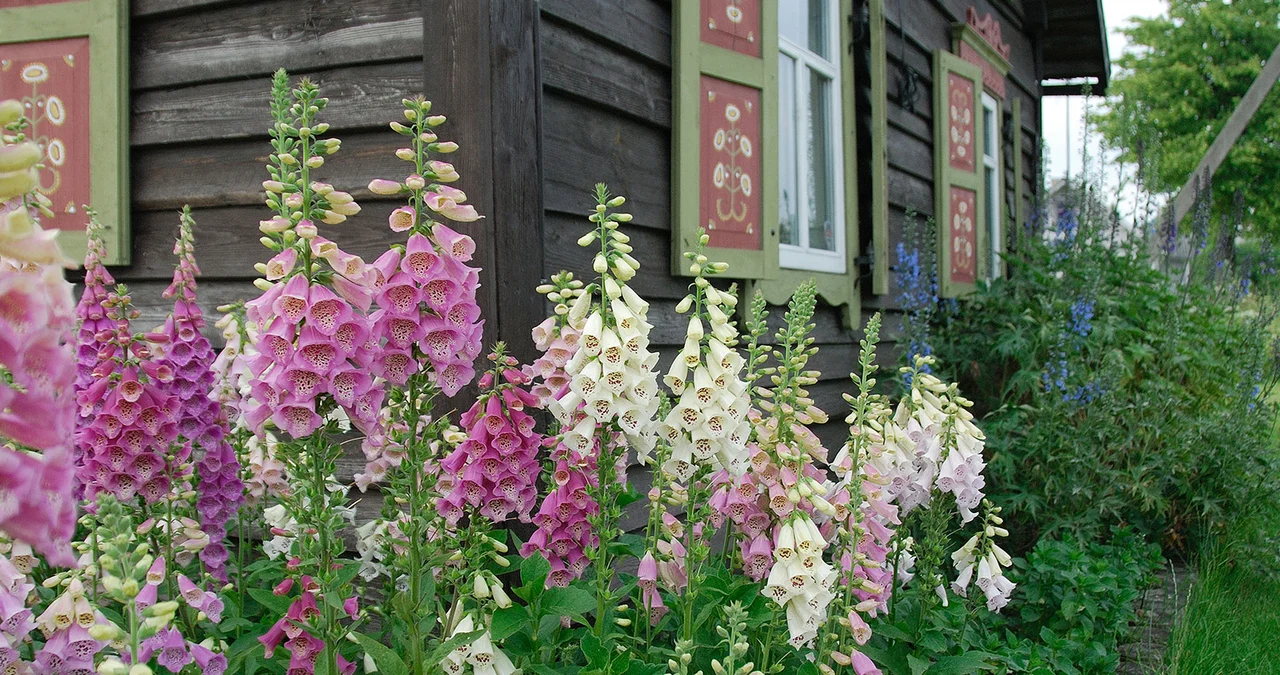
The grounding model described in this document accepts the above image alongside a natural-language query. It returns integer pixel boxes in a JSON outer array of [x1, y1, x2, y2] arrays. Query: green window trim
[[869, 0, 889, 296], [673, 0, 860, 329], [932, 49, 984, 299], [0, 0, 129, 266]]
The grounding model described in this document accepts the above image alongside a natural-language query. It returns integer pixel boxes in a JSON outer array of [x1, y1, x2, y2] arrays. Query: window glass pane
[[983, 106, 994, 158], [779, 0, 828, 58], [779, 54, 799, 247], [807, 70, 836, 252]]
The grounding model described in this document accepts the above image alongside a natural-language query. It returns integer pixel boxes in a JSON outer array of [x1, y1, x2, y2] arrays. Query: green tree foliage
[[1094, 0, 1280, 236]]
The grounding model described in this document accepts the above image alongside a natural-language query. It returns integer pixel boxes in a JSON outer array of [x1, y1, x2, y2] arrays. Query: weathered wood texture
[[532, 0, 1044, 448], [115, 0, 427, 333]]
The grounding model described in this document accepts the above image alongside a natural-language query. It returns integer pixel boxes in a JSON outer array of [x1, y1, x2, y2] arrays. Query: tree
[[1094, 0, 1280, 238]]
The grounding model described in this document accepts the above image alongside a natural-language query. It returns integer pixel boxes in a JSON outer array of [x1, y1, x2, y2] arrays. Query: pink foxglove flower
[[521, 440, 599, 587], [0, 130, 78, 563], [437, 350, 542, 524], [523, 272, 585, 407], [153, 210, 244, 581], [33, 579, 107, 675]]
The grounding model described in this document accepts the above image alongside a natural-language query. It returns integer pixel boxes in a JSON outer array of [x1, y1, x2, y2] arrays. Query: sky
[[1041, 0, 1168, 216]]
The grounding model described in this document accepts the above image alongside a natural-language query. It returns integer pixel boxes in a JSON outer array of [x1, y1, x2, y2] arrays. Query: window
[[777, 0, 846, 274], [981, 92, 1001, 279]]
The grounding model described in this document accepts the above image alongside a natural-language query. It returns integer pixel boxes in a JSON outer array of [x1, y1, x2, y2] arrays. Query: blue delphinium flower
[[1067, 298, 1094, 338], [897, 240, 937, 385]]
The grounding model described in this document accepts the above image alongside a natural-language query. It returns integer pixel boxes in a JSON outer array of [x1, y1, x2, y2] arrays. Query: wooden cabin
[[0, 0, 1109, 454]]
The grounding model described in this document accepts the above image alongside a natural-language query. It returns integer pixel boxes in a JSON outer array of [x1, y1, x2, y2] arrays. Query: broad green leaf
[[543, 586, 597, 619], [246, 588, 292, 617], [489, 606, 529, 641], [923, 653, 998, 675], [351, 632, 409, 675]]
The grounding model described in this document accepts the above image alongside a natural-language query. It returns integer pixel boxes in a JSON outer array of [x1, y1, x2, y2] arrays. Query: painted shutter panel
[[0, 0, 129, 265], [933, 49, 983, 298], [672, 0, 778, 279]]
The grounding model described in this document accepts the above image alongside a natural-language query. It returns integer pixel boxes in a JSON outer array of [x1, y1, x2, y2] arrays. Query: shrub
[[927, 182, 1280, 557]]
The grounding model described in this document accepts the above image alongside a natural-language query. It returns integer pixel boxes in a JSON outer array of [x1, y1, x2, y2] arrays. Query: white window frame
[[778, 0, 847, 274], [981, 92, 1001, 280]]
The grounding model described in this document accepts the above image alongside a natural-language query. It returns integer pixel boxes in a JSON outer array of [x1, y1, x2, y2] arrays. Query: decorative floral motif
[[700, 77, 762, 251]]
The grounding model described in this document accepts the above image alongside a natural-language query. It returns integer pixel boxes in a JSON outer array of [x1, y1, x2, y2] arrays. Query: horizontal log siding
[[97, 0, 428, 524]]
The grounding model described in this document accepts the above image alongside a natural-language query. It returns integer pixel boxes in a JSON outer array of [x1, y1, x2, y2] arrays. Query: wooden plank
[[422, 0, 498, 367], [887, 170, 935, 217], [543, 213, 688, 302], [540, 18, 672, 128], [539, 0, 671, 67], [886, 123, 935, 182], [489, 0, 548, 369], [132, 130, 412, 211], [131, 0, 422, 90], [1170, 41, 1280, 228], [123, 203, 410, 281], [131, 60, 423, 147], [541, 93, 671, 230], [131, 0, 244, 18]]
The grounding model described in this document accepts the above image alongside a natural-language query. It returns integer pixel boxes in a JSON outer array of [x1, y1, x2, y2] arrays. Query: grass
[[1163, 543, 1280, 674]]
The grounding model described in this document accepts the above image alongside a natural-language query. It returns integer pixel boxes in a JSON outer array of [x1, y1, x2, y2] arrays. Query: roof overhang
[[1032, 0, 1111, 96]]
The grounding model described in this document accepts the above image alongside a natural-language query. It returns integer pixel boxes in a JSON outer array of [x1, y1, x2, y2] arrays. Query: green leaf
[[520, 554, 551, 597], [543, 586, 597, 619], [247, 588, 292, 617], [923, 653, 998, 675], [908, 654, 933, 675], [490, 606, 529, 641], [351, 632, 409, 675], [581, 634, 609, 668]]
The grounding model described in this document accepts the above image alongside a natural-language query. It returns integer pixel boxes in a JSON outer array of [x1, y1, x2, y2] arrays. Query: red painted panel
[[0, 37, 90, 232], [699, 76, 761, 251], [946, 72, 975, 173], [701, 0, 760, 58], [949, 186, 976, 284], [959, 41, 1006, 98]]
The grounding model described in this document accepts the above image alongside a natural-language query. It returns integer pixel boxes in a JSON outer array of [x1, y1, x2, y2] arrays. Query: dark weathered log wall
[[537, 0, 1042, 450], [116, 0, 425, 333]]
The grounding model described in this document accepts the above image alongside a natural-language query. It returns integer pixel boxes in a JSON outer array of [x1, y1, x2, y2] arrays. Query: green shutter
[[672, 0, 779, 280], [0, 0, 129, 265], [1012, 96, 1024, 252], [869, 0, 890, 296], [932, 49, 983, 298]]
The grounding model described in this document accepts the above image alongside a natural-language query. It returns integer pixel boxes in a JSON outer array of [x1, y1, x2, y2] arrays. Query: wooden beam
[[423, 0, 545, 369], [1171, 40, 1280, 226]]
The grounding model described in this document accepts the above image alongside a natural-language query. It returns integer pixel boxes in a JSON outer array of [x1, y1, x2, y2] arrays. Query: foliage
[[999, 529, 1162, 674], [1093, 0, 1280, 239], [929, 181, 1280, 557]]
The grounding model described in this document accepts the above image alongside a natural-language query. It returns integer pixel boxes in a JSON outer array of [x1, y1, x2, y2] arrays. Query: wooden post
[[1169, 40, 1280, 227], [422, 0, 545, 368]]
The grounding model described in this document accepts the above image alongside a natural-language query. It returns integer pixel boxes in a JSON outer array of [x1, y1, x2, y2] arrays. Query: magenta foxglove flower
[[520, 441, 599, 588], [437, 351, 542, 524], [154, 212, 244, 581], [75, 289, 181, 507]]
